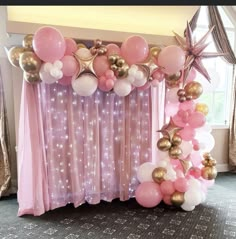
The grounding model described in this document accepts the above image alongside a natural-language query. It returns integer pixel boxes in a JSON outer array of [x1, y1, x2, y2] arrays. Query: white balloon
[[128, 65, 138, 76], [53, 60, 63, 69], [188, 178, 201, 190], [39, 65, 57, 84], [181, 202, 195, 211], [75, 48, 92, 60], [156, 160, 168, 168], [132, 77, 147, 87], [43, 62, 53, 72], [195, 132, 215, 152], [72, 73, 98, 96], [50, 67, 63, 80], [184, 189, 202, 206], [137, 162, 156, 183], [201, 191, 207, 203], [114, 80, 132, 97], [180, 140, 193, 158], [157, 150, 170, 161], [127, 75, 135, 83], [196, 122, 212, 133], [135, 70, 144, 80]]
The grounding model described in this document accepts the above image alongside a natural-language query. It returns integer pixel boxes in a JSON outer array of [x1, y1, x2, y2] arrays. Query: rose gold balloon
[[172, 134, 182, 146], [201, 166, 217, 180], [24, 71, 41, 84], [157, 137, 172, 151], [165, 71, 182, 82], [152, 167, 167, 184], [169, 146, 182, 159], [171, 191, 185, 206], [184, 81, 203, 99], [8, 46, 26, 67], [19, 52, 42, 73]]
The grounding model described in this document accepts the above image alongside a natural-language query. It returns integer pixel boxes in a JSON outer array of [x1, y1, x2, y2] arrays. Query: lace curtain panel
[[0, 67, 11, 197], [17, 81, 165, 216]]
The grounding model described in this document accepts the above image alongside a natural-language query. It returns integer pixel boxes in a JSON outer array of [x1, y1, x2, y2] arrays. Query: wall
[[1, 6, 230, 176]]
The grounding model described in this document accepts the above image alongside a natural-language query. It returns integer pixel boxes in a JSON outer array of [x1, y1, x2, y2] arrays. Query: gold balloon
[[19, 52, 42, 73], [8, 46, 26, 67], [24, 71, 41, 84], [184, 81, 203, 99], [157, 137, 172, 151], [169, 146, 182, 159], [201, 166, 217, 180], [165, 71, 182, 82], [22, 34, 34, 49], [172, 134, 182, 146], [108, 55, 118, 64], [171, 191, 185, 206], [77, 43, 87, 49], [150, 46, 161, 58], [195, 103, 209, 116], [152, 167, 167, 184], [116, 58, 125, 67]]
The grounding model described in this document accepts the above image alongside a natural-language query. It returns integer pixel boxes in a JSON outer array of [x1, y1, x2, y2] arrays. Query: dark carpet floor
[[0, 172, 236, 239]]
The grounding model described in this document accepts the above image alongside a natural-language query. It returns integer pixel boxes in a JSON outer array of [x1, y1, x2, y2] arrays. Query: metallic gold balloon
[[77, 43, 87, 49], [116, 58, 125, 67], [207, 159, 217, 167], [22, 34, 34, 49], [108, 55, 118, 64], [177, 89, 186, 97], [165, 71, 182, 82], [195, 103, 209, 116], [117, 67, 128, 78], [110, 64, 118, 71], [8, 46, 26, 67], [169, 146, 182, 159], [184, 81, 203, 99], [172, 134, 182, 146], [24, 71, 41, 84], [201, 166, 217, 180], [157, 137, 172, 151], [19, 52, 42, 73], [171, 191, 185, 206], [152, 167, 167, 184], [150, 46, 161, 58]]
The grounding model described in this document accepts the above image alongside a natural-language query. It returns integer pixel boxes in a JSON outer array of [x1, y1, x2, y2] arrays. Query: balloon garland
[[7, 22, 225, 211]]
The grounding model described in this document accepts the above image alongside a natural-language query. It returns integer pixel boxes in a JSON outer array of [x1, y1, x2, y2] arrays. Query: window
[[193, 6, 235, 126]]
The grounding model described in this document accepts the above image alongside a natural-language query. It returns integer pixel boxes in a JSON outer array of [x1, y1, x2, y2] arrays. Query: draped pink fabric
[[17, 81, 165, 216]]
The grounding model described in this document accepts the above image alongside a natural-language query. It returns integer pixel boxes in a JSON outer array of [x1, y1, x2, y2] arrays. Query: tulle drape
[[17, 81, 164, 216]]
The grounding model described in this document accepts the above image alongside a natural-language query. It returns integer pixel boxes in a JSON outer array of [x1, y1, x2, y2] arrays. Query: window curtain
[[0, 67, 11, 197], [207, 6, 236, 170], [17, 80, 164, 216]]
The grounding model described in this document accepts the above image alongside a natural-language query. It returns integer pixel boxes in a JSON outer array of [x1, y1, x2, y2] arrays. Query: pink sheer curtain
[[17, 80, 165, 216]]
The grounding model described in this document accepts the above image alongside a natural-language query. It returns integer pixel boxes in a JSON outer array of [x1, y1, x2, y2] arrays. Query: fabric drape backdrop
[[207, 6, 236, 169], [17, 81, 165, 216], [0, 67, 11, 197]]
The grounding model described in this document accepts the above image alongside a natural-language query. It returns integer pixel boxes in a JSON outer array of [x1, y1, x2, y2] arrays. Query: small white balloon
[[114, 80, 132, 97], [43, 62, 53, 72], [181, 202, 195, 211], [127, 75, 135, 84], [188, 178, 201, 190], [128, 65, 138, 75], [137, 162, 156, 183], [76, 48, 93, 60], [195, 132, 215, 152], [132, 77, 147, 87], [72, 73, 98, 96], [50, 67, 62, 79], [53, 60, 63, 69], [184, 189, 202, 206], [156, 160, 168, 168], [39, 68, 57, 84], [135, 70, 144, 80]]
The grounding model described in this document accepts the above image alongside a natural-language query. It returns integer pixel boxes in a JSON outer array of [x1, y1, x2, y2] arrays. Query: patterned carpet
[[0, 172, 236, 239]]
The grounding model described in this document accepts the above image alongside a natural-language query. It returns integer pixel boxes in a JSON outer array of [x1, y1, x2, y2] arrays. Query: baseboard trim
[[216, 164, 230, 172]]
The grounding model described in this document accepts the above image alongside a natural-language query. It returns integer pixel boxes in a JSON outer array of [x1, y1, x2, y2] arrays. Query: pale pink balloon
[[93, 55, 110, 77], [190, 152, 203, 167], [188, 167, 202, 179], [65, 38, 77, 56], [106, 43, 121, 56], [135, 182, 163, 208], [33, 26, 66, 62], [105, 79, 114, 90], [188, 112, 206, 128], [165, 103, 179, 117], [152, 69, 165, 82], [105, 69, 115, 78], [58, 75, 72, 86], [179, 126, 196, 141], [179, 100, 195, 111], [160, 180, 175, 195], [157, 45, 185, 75], [172, 114, 186, 127], [121, 35, 149, 65], [163, 195, 172, 205], [166, 87, 180, 103], [174, 178, 189, 192], [61, 55, 79, 76]]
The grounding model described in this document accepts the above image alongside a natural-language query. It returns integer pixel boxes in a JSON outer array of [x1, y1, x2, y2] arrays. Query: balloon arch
[[7, 23, 223, 211]]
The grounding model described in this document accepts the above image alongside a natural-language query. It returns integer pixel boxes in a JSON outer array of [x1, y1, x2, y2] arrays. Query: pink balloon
[[188, 167, 202, 179], [160, 180, 175, 195], [188, 112, 206, 128], [33, 26, 66, 62], [186, 68, 197, 83], [93, 55, 110, 77], [174, 178, 189, 192], [190, 152, 203, 167], [163, 195, 172, 205], [179, 100, 195, 111], [157, 45, 185, 75], [106, 44, 121, 56], [105, 79, 114, 89], [61, 55, 79, 76], [166, 87, 179, 103], [152, 69, 165, 82], [165, 103, 179, 117], [179, 126, 196, 141], [121, 35, 149, 65], [65, 38, 77, 56], [172, 114, 186, 127], [105, 69, 115, 78], [58, 75, 72, 86], [135, 182, 163, 208]]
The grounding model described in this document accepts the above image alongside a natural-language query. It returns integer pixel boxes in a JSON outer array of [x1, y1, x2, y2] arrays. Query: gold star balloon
[[174, 22, 227, 84]]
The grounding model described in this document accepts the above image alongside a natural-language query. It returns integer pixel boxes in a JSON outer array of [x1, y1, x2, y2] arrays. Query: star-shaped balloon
[[174, 22, 227, 84]]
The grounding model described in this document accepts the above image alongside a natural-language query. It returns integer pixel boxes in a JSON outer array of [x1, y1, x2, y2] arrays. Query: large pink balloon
[[93, 55, 110, 77], [179, 126, 196, 141], [174, 178, 189, 192], [65, 38, 77, 56], [121, 35, 149, 65], [188, 112, 206, 128], [135, 182, 163, 208], [61, 55, 79, 76], [160, 180, 175, 195], [106, 43, 121, 56], [158, 45, 185, 75], [33, 26, 66, 62]]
